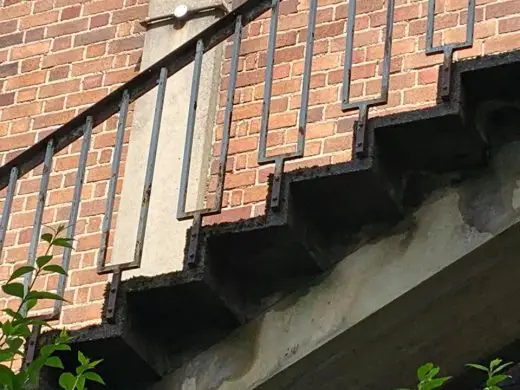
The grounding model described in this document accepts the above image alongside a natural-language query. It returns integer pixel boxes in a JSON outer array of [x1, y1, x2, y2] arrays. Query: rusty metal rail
[[0, 0, 477, 364]]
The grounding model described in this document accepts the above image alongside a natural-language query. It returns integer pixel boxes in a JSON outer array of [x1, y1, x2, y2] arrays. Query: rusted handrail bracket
[[0, 0, 275, 190]]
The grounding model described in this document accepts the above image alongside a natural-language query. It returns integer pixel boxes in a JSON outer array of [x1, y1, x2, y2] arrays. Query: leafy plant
[[0, 225, 104, 390], [397, 358, 515, 390], [396, 362, 451, 390], [467, 358, 514, 390]]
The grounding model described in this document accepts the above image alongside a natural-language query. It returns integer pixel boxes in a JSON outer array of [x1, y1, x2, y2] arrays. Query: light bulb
[[173, 4, 189, 18]]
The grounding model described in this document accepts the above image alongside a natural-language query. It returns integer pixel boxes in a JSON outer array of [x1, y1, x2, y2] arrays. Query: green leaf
[[490, 359, 503, 370], [2, 309, 23, 322], [0, 365, 14, 388], [87, 359, 103, 369], [2, 283, 24, 299], [41, 233, 53, 243], [84, 371, 105, 385], [42, 264, 67, 276], [52, 238, 74, 249], [7, 266, 35, 283], [418, 363, 434, 381], [467, 363, 489, 372], [78, 350, 88, 366], [494, 362, 514, 374], [6, 338, 23, 353], [26, 291, 66, 301], [25, 298, 38, 312], [36, 255, 53, 268], [76, 375, 86, 390], [44, 356, 64, 369], [487, 374, 510, 386], [59, 372, 75, 390]]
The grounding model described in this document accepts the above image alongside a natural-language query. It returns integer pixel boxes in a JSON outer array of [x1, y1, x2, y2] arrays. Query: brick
[[71, 57, 113, 76], [42, 48, 84, 68], [33, 0, 53, 13], [38, 79, 80, 98], [51, 36, 70, 52], [112, 5, 148, 24], [107, 36, 144, 54], [0, 62, 18, 78], [60, 5, 81, 21], [46, 19, 89, 38], [0, 3, 30, 20], [21, 57, 40, 72], [24, 28, 44, 43], [32, 110, 75, 129], [44, 97, 65, 112], [0, 92, 14, 107], [104, 68, 136, 85], [16, 88, 37, 102], [486, 0, 520, 19], [83, 74, 103, 90], [0, 32, 23, 49], [63, 302, 103, 324], [0, 20, 17, 35], [485, 32, 520, 54], [90, 13, 110, 29], [74, 26, 116, 47], [499, 17, 520, 34], [66, 89, 108, 107], [84, 0, 124, 15], [323, 135, 352, 153], [2, 100, 41, 120], [10, 40, 50, 60], [0, 133, 34, 151], [48, 65, 70, 81], [20, 10, 58, 29]]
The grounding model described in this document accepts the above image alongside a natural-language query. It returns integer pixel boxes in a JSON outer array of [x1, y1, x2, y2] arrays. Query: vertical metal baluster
[[341, 0, 357, 108], [295, 0, 317, 156], [97, 90, 130, 272], [0, 167, 18, 256], [426, 0, 475, 101], [380, 0, 394, 102], [24, 140, 54, 295], [213, 16, 242, 212], [258, 0, 279, 164], [177, 39, 204, 220], [52, 118, 93, 318], [425, 0, 436, 53], [133, 68, 168, 266]]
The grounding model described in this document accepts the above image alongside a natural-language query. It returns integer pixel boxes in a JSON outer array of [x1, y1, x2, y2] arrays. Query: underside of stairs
[[38, 49, 520, 389]]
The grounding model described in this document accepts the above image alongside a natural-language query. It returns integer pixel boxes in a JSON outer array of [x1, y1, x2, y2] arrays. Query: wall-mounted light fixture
[[140, 2, 229, 29]]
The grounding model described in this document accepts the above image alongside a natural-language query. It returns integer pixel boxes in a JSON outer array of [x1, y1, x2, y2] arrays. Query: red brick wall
[[0, 0, 148, 327], [206, 0, 520, 224]]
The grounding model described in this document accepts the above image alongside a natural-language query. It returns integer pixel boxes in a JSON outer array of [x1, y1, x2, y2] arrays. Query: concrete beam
[[112, 0, 226, 277], [150, 140, 520, 389]]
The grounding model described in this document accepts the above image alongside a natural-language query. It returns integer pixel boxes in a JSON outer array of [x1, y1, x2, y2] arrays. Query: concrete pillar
[[112, 0, 227, 277]]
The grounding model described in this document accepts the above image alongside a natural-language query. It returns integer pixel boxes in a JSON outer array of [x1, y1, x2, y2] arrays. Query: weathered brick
[[0, 20, 17, 35], [42, 48, 84, 68], [0, 32, 23, 49], [20, 10, 58, 29], [60, 5, 81, 20], [0, 62, 18, 78], [32, 110, 76, 129], [46, 19, 89, 38], [48, 65, 70, 81], [74, 26, 116, 47], [38, 79, 80, 98], [5, 71, 45, 90], [10, 40, 50, 60], [107, 36, 144, 54], [112, 5, 148, 24]]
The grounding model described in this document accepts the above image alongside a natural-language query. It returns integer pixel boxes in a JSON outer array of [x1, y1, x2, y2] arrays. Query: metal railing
[[0, 0, 477, 363]]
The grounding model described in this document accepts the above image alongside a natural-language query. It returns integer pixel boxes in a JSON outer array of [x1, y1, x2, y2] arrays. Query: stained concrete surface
[[149, 140, 520, 389]]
